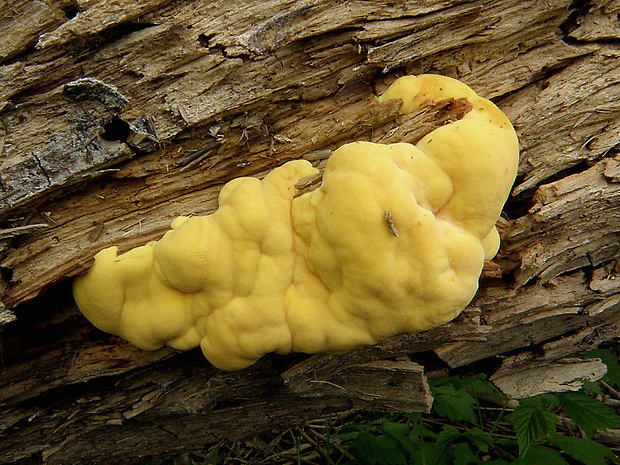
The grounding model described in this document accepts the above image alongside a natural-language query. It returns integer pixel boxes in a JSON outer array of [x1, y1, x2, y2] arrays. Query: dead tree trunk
[[1, 0, 619, 463]]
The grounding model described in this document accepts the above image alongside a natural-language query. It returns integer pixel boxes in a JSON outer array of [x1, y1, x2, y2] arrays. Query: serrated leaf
[[380, 421, 411, 441], [335, 424, 366, 441], [551, 435, 617, 465], [429, 376, 461, 389], [436, 425, 461, 446], [453, 442, 479, 465], [432, 385, 479, 425], [463, 428, 494, 453], [507, 406, 557, 455], [519, 393, 558, 410], [558, 391, 620, 437], [348, 432, 407, 465], [513, 445, 569, 465], [583, 349, 620, 388], [407, 441, 445, 465], [581, 379, 604, 396], [405, 412, 423, 423], [461, 374, 508, 401], [411, 422, 438, 440], [380, 421, 417, 458]]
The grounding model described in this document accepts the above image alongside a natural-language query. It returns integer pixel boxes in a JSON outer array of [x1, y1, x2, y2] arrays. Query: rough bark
[[1, 0, 619, 463]]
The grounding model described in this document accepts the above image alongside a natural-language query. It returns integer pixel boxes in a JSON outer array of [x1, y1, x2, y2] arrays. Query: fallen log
[[1, 0, 619, 463]]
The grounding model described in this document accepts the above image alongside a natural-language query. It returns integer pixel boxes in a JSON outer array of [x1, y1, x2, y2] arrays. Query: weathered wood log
[[1, 0, 619, 463]]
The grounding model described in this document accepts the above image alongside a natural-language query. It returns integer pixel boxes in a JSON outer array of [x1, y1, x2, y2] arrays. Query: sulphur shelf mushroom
[[73, 75, 519, 370]]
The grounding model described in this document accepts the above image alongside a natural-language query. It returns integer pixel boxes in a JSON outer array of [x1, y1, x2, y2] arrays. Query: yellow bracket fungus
[[73, 75, 519, 371]]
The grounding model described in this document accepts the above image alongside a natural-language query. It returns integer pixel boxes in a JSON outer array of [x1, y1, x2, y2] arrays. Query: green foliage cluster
[[333, 349, 620, 465]]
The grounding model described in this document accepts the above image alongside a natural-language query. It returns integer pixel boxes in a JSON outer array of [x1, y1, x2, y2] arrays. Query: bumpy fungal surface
[[73, 75, 519, 370]]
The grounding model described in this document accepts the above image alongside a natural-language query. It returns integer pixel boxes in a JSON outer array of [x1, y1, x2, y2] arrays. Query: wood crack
[[0, 224, 49, 240], [31, 153, 51, 186]]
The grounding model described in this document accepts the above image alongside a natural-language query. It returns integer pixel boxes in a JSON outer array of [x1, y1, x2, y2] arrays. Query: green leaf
[[519, 393, 558, 410], [436, 425, 461, 446], [581, 379, 604, 396], [453, 443, 479, 465], [429, 376, 461, 389], [380, 421, 411, 441], [463, 428, 494, 453], [405, 412, 423, 423], [513, 445, 569, 465], [551, 435, 617, 465], [583, 349, 620, 388], [558, 391, 620, 437], [407, 441, 445, 465], [348, 432, 407, 465], [411, 422, 438, 440], [431, 385, 479, 425], [494, 438, 519, 450], [461, 374, 508, 402], [507, 406, 557, 455], [335, 424, 366, 441], [380, 421, 417, 458]]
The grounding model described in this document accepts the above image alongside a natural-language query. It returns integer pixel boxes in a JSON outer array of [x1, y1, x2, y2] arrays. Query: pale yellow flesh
[[73, 74, 519, 370]]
